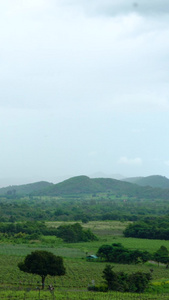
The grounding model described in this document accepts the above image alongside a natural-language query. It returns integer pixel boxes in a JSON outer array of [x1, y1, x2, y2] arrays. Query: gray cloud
[[0, 0, 169, 183], [1, 5, 168, 112], [118, 157, 142, 166], [63, 0, 169, 16]]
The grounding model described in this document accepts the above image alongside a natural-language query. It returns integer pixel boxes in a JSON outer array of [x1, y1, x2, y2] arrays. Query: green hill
[[35, 176, 102, 195], [1, 175, 169, 200], [123, 175, 169, 189], [0, 181, 53, 196], [31, 175, 169, 200], [38, 175, 137, 196]]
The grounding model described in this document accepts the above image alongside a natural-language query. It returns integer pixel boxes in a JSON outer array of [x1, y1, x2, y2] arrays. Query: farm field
[[1, 290, 169, 300], [0, 221, 169, 299]]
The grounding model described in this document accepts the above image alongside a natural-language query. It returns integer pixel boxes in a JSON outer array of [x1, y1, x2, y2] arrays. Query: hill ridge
[[0, 175, 169, 200], [0, 181, 53, 196], [123, 175, 169, 189], [30, 175, 169, 200]]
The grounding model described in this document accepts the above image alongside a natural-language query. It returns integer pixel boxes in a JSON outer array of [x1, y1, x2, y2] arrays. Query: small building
[[86, 255, 98, 261]]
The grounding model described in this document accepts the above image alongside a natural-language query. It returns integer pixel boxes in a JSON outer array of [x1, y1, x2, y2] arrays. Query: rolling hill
[[123, 175, 169, 189], [0, 181, 53, 196], [34, 175, 135, 196], [0, 175, 169, 200], [30, 175, 169, 200]]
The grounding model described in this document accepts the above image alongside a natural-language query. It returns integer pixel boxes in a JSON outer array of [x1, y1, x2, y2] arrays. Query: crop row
[[0, 290, 169, 300]]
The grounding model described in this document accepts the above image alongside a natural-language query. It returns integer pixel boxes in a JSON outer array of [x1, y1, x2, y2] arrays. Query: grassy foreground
[[0, 290, 169, 300], [0, 221, 169, 299]]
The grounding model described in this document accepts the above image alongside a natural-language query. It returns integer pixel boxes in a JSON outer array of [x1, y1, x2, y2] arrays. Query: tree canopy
[[18, 250, 65, 289], [124, 217, 169, 240], [102, 265, 151, 293], [97, 243, 151, 264], [153, 246, 169, 267], [56, 223, 98, 243]]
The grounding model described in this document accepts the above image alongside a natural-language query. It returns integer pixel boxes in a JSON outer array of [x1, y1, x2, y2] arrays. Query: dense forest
[[1, 193, 169, 223]]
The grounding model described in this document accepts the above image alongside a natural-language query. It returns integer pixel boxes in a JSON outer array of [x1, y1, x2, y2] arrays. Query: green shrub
[[97, 243, 151, 264], [56, 223, 98, 243], [88, 284, 108, 292], [101, 265, 152, 293]]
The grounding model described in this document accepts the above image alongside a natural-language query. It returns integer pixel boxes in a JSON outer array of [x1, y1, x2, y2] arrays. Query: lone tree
[[18, 250, 66, 289]]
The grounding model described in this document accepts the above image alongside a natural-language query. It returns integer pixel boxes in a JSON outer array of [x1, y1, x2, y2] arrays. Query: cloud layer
[[64, 0, 169, 16], [0, 1, 169, 183], [118, 157, 142, 166]]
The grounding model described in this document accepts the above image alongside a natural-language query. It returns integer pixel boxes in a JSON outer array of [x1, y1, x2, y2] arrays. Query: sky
[[0, 0, 169, 186]]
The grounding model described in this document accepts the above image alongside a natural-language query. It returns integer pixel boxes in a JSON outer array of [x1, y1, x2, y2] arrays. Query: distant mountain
[[123, 175, 169, 189], [90, 172, 125, 180], [36, 176, 103, 195], [0, 181, 53, 196], [1, 175, 169, 200], [31, 175, 169, 200]]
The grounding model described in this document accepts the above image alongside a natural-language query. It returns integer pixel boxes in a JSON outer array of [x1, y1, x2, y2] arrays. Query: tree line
[[0, 221, 97, 243], [124, 216, 169, 240], [96, 243, 150, 264], [96, 243, 169, 268], [1, 192, 169, 223]]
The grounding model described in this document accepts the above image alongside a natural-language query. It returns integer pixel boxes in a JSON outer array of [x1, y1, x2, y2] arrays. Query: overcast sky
[[0, 0, 169, 186]]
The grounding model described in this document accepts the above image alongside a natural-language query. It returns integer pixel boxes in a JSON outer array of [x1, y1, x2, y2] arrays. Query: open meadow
[[0, 221, 169, 299]]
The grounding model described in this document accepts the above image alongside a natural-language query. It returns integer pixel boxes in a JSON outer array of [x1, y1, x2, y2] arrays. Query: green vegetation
[[0, 174, 169, 298], [0, 221, 58, 238], [100, 264, 151, 292], [0, 221, 97, 244], [0, 181, 53, 196], [30, 175, 169, 199], [1, 176, 169, 224], [0, 222, 168, 298], [97, 243, 151, 264], [153, 246, 169, 267], [1, 192, 169, 224], [123, 175, 169, 189], [18, 250, 65, 289], [124, 216, 169, 240], [1, 175, 169, 200], [1, 290, 169, 299], [56, 222, 98, 242]]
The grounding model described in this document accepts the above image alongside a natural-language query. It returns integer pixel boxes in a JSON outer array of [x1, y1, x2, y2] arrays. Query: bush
[[88, 285, 108, 292], [56, 223, 98, 243], [97, 243, 151, 264], [101, 265, 152, 293], [127, 272, 152, 293]]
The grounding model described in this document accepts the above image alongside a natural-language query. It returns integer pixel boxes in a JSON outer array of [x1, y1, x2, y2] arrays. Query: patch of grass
[[47, 220, 130, 237], [0, 290, 169, 299]]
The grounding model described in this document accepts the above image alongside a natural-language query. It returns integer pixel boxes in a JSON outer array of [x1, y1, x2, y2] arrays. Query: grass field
[[1, 290, 169, 299], [0, 221, 169, 299]]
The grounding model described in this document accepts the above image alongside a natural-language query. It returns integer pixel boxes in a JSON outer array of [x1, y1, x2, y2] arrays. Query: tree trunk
[[41, 275, 46, 290]]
